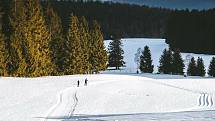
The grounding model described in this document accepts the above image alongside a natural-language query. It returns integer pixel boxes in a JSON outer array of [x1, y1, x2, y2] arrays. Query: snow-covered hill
[[104, 38, 214, 75], [0, 75, 215, 121]]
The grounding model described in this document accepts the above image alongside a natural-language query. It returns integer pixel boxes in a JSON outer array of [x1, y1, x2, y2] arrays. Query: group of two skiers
[[77, 78, 88, 87]]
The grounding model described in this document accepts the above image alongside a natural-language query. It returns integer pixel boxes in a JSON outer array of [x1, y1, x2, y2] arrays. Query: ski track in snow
[[198, 95, 202, 106], [41, 77, 214, 120], [68, 91, 78, 118], [43, 91, 63, 121], [206, 94, 209, 106], [198, 93, 214, 107], [210, 95, 213, 107], [42, 88, 79, 121], [143, 79, 214, 108], [42, 80, 116, 121]]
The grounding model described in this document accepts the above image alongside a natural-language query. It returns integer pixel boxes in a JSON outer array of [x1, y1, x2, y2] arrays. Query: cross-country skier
[[77, 80, 80, 87], [84, 78, 88, 86]]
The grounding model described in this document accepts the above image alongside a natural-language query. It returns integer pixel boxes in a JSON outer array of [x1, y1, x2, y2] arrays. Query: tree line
[[166, 9, 215, 54], [108, 39, 215, 77], [43, 0, 215, 55], [0, 0, 108, 77], [2, 0, 215, 54], [40, 0, 170, 39]]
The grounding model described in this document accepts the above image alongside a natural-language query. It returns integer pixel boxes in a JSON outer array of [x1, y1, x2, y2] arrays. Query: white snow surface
[[0, 38, 215, 121], [0, 74, 215, 121]]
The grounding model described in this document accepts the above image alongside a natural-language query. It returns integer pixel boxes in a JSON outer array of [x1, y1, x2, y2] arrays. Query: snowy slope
[[104, 38, 215, 74], [0, 75, 215, 121]]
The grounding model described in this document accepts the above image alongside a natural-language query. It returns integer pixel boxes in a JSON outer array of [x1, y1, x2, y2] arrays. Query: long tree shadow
[[36, 110, 215, 121], [36, 113, 143, 121]]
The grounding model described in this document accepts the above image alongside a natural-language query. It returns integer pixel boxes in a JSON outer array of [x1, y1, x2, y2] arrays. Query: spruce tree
[[108, 38, 125, 70], [10, 0, 55, 77], [66, 15, 85, 74], [0, 0, 17, 76], [208, 57, 215, 77], [187, 57, 197, 76], [196, 57, 206, 77], [89, 20, 108, 73], [158, 49, 172, 74], [139, 46, 154, 73], [10, 0, 28, 76], [44, 2, 66, 74], [172, 49, 184, 75], [79, 16, 91, 73], [0, 31, 8, 76]]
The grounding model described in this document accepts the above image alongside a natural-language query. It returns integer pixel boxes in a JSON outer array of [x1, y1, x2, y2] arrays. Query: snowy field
[[0, 38, 215, 121], [0, 74, 215, 121], [104, 38, 215, 74]]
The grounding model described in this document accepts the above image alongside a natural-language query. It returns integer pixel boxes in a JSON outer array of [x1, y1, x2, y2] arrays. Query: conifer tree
[[172, 49, 184, 75], [10, 0, 28, 76], [196, 57, 206, 76], [10, 0, 55, 77], [139, 46, 154, 73], [0, 0, 17, 76], [208, 57, 215, 77], [0, 32, 8, 76], [44, 2, 66, 74], [108, 38, 125, 70], [158, 49, 172, 74], [187, 57, 197, 76], [79, 16, 91, 73], [89, 20, 108, 73], [66, 15, 85, 74]]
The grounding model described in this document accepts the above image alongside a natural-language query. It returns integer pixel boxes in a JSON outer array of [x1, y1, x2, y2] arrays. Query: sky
[[102, 0, 215, 10]]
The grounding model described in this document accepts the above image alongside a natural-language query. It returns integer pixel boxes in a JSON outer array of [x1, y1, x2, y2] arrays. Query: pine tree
[[89, 20, 108, 73], [44, 2, 66, 74], [139, 46, 154, 73], [66, 15, 85, 74], [0, 31, 8, 76], [196, 57, 206, 76], [10, 0, 55, 77], [172, 49, 184, 75], [10, 0, 28, 76], [187, 57, 197, 76], [108, 38, 125, 70], [158, 49, 172, 74], [79, 16, 91, 73], [208, 57, 215, 77]]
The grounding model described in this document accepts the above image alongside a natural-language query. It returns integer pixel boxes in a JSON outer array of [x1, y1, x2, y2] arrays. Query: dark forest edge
[[2, 0, 215, 54], [44, 0, 215, 55], [0, 0, 108, 77]]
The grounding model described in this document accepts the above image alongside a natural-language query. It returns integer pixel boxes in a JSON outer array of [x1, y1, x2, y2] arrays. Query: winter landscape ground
[[0, 38, 215, 121]]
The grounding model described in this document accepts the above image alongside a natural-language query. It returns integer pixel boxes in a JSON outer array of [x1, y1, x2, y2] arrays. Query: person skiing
[[84, 78, 88, 86], [77, 80, 80, 87]]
